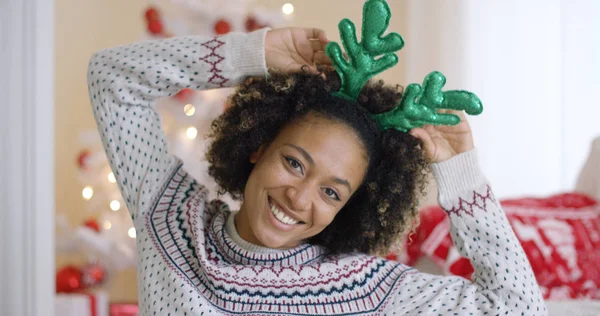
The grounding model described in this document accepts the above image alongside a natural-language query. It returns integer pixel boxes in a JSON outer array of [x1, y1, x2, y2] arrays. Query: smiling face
[[235, 114, 369, 249]]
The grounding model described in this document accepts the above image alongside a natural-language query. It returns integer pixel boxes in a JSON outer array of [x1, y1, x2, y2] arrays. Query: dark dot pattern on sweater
[[87, 32, 547, 315], [87, 35, 237, 217], [88, 34, 242, 315]]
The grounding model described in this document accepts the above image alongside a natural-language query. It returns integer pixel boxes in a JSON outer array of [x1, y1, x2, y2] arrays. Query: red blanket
[[393, 193, 600, 299]]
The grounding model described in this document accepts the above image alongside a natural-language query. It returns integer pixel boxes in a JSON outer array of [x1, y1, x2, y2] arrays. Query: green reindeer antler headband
[[325, 0, 483, 132]]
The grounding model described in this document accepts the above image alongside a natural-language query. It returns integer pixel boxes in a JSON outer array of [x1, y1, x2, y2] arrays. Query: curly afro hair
[[206, 68, 428, 255]]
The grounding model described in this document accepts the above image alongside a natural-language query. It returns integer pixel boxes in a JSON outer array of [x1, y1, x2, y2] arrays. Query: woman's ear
[[249, 145, 267, 164]]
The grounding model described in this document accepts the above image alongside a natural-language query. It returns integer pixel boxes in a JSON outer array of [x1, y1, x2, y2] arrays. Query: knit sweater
[[87, 29, 547, 315]]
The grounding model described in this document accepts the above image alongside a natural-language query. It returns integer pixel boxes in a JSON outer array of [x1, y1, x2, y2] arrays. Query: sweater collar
[[210, 209, 327, 266], [225, 211, 290, 254]]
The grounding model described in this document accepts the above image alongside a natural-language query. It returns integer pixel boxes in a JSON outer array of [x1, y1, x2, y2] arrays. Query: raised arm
[[399, 113, 547, 314], [391, 151, 546, 314], [87, 30, 269, 217]]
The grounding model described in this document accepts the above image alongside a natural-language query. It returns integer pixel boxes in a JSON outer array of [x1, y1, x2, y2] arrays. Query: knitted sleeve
[[87, 30, 268, 217], [389, 150, 547, 315]]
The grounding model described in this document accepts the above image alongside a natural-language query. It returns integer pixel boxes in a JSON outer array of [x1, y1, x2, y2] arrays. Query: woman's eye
[[285, 157, 303, 173], [324, 188, 340, 201]]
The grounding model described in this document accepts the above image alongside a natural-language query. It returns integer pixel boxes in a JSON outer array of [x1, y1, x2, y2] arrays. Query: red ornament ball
[[245, 16, 268, 32], [385, 253, 398, 261], [214, 19, 231, 35], [83, 219, 100, 233], [245, 16, 258, 32], [148, 20, 163, 35], [144, 7, 159, 21], [82, 264, 106, 287], [56, 266, 83, 293], [77, 149, 90, 170]]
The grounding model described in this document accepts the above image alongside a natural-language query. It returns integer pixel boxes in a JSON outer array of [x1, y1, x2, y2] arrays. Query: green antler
[[326, 0, 484, 132], [373, 71, 484, 132], [326, 0, 404, 101]]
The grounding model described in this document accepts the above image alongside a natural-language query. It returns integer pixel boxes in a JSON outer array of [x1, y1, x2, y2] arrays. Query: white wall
[[404, 0, 600, 198], [0, 0, 55, 315], [561, 0, 600, 191]]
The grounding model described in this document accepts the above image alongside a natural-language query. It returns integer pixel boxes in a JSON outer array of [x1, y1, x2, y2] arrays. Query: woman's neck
[[234, 206, 265, 246]]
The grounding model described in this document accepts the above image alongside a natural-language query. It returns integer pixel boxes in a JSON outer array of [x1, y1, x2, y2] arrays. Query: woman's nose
[[285, 183, 312, 212]]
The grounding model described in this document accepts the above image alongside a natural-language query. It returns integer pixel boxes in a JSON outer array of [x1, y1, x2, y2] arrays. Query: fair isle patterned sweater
[[87, 29, 547, 315]]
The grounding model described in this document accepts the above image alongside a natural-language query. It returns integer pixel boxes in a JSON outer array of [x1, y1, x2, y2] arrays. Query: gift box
[[55, 291, 109, 316], [110, 303, 139, 316]]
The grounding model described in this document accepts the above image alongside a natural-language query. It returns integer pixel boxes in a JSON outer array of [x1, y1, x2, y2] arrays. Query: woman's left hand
[[265, 28, 331, 73], [408, 110, 475, 163]]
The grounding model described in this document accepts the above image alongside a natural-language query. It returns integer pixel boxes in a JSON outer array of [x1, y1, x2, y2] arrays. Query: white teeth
[[269, 200, 299, 225]]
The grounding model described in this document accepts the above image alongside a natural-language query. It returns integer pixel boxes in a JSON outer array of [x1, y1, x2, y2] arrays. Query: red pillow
[[393, 193, 600, 299]]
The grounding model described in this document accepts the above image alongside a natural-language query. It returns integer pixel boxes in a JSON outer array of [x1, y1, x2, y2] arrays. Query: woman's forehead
[[278, 116, 362, 151]]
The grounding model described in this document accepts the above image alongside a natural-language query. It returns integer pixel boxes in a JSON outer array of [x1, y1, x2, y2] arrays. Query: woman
[[88, 27, 546, 315]]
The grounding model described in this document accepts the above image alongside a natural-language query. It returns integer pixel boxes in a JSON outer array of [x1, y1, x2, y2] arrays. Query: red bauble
[[385, 253, 398, 261], [83, 219, 100, 233], [245, 16, 268, 32], [148, 20, 163, 35], [144, 7, 159, 21], [245, 16, 258, 32], [77, 149, 90, 170], [174, 88, 194, 101], [82, 264, 106, 287], [56, 266, 83, 293], [214, 19, 231, 35]]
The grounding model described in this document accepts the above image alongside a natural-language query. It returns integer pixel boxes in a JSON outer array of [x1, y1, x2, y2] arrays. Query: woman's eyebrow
[[285, 143, 352, 193], [331, 177, 352, 194], [284, 143, 314, 165]]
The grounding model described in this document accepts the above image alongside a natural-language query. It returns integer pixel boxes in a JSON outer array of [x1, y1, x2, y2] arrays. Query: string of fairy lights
[[80, 177, 136, 238]]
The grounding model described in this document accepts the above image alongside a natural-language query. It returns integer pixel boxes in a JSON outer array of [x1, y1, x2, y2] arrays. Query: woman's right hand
[[409, 110, 475, 163], [265, 28, 331, 73]]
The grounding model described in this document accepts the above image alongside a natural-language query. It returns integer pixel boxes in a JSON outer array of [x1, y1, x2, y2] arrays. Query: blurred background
[[50, 0, 600, 315]]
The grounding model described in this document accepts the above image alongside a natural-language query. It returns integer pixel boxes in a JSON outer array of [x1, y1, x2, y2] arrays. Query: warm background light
[[103, 220, 112, 230], [82, 186, 94, 200], [184, 104, 196, 116], [128, 227, 137, 238], [110, 200, 121, 211], [108, 172, 116, 183], [282, 3, 294, 15], [186, 126, 198, 140]]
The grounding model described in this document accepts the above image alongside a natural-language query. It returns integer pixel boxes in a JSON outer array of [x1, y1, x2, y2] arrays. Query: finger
[[310, 39, 327, 52], [306, 65, 319, 74], [431, 112, 461, 126], [313, 51, 332, 65], [304, 28, 328, 43], [296, 64, 320, 75], [409, 127, 435, 158], [437, 108, 466, 121], [423, 124, 439, 135]]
